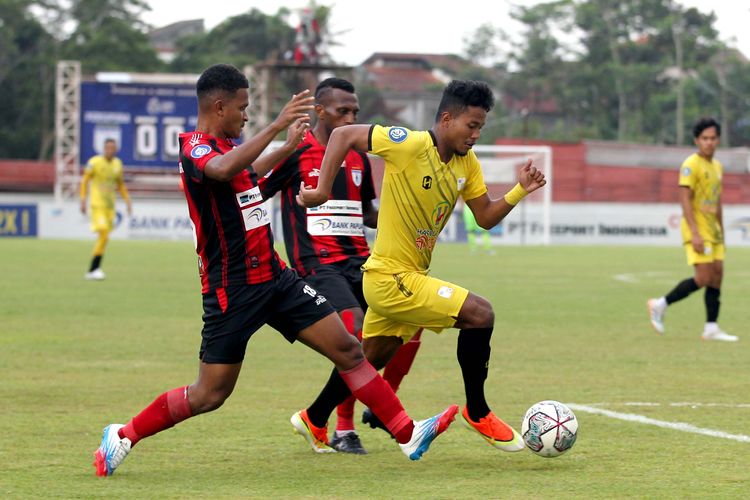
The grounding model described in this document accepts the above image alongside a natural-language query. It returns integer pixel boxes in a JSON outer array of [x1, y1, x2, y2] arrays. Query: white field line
[[568, 403, 750, 444], [584, 402, 750, 408], [615, 270, 750, 284]]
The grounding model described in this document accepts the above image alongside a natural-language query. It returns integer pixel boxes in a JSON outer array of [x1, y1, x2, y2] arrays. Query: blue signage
[[0, 204, 38, 237], [80, 82, 198, 170]]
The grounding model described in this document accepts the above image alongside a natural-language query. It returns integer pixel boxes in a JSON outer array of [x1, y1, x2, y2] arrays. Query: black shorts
[[200, 267, 334, 364], [303, 257, 367, 312]]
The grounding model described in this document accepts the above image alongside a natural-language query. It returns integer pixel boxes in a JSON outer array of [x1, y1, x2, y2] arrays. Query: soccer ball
[[521, 400, 578, 457]]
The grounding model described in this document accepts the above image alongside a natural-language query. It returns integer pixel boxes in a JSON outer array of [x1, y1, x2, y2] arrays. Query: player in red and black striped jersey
[[91, 65, 458, 477], [260, 78, 423, 454]]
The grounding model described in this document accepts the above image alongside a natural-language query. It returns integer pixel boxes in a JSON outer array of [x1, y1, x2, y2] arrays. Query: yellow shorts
[[90, 207, 115, 232], [684, 241, 724, 266], [362, 270, 469, 341]]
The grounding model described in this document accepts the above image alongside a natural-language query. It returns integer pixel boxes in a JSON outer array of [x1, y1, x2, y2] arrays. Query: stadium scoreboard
[[80, 81, 197, 169]]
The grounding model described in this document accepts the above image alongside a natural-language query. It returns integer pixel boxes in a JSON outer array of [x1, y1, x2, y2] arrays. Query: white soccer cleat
[[399, 404, 458, 461], [85, 268, 106, 281], [647, 298, 665, 334], [93, 424, 131, 476], [701, 330, 738, 342]]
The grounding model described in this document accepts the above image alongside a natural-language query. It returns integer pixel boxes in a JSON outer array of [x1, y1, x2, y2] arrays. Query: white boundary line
[[584, 402, 750, 408], [568, 404, 750, 444]]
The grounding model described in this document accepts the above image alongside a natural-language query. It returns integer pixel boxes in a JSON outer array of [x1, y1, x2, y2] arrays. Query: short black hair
[[196, 64, 249, 99], [104, 138, 116, 145], [435, 80, 494, 122], [315, 77, 355, 102], [693, 117, 721, 138]]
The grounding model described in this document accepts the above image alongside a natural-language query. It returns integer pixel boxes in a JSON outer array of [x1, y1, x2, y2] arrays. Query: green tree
[[61, 0, 163, 73], [169, 8, 296, 73], [0, 0, 57, 159]]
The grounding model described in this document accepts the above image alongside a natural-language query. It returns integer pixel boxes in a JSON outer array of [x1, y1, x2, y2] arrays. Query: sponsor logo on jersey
[[308, 215, 365, 236], [422, 176, 432, 190], [682, 167, 691, 176], [308, 168, 321, 177], [388, 127, 408, 143], [352, 169, 362, 187], [236, 187, 263, 207], [457, 177, 466, 191], [188, 133, 202, 147], [437, 286, 454, 298], [241, 200, 272, 231], [190, 144, 212, 159], [415, 234, 437, 251]]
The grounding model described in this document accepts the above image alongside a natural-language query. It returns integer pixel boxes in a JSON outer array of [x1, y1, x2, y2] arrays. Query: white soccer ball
[[521, 400, 578, 457]]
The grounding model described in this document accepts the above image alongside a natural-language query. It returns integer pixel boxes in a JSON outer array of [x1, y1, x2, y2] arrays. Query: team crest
[[190, 144, 211, 159], [432, 201, 451, 227], [388, 127, 408, 143], [352, 169, 362, 187], [682, 167, 691, 176]]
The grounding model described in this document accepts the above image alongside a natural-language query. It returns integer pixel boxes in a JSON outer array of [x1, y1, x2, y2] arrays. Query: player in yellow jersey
[[79, 138, 132, 280], [648, 118, 737, 342], [297, 80, 547, 452]]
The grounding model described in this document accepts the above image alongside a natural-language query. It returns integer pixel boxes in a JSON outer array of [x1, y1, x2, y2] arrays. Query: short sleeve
[[368, 125, 426, 173], [84, 158, 95, 174], [461, 152, 488, 201], [258, 149, 302, 200], [179, 134, 222, 183], [678, 161, 695, 189]]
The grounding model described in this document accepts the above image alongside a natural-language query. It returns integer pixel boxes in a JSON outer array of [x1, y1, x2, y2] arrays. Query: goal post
[[472, 144, 552, 245]]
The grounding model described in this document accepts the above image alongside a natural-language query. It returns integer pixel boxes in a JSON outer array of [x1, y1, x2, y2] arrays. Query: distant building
[[149, 20, 205, 64], [359, 53, 473, 129]]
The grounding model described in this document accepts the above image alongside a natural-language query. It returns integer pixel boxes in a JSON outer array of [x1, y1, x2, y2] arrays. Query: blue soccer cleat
[[399, 404, 458, 461], [93, 424, 131, 476]]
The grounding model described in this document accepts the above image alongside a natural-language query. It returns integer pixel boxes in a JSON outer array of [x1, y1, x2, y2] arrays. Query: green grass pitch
[[1, 239, 748, 498]]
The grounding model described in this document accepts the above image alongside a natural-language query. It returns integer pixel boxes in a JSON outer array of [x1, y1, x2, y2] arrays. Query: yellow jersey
[[678, 153, 723, 243], [363, 125, 487, 274], [83, 155, 125, 209]]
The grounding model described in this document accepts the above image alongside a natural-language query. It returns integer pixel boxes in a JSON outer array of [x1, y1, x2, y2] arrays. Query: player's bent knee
[[336, 334, 365, 369]]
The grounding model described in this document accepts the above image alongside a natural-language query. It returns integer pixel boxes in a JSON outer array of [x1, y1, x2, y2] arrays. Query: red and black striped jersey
[[260, 130, 375, 276], [179, 131, 285, 293]]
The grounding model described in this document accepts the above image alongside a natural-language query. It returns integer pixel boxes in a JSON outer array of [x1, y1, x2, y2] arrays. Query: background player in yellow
[[648, 118, 737, 342], [297, 80, 547, 452], [462, 200, 495, 254], [79, 138, 132, 280]]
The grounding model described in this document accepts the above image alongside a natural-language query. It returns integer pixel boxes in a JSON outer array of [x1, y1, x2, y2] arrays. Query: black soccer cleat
[[330, 432, 368, 455], [361, 408, 395, 439]]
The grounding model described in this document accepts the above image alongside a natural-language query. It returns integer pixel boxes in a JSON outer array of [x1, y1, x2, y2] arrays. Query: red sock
[[118, 386, 193, 447], [336, 310, 360, 431], [339, 360, 414, 444], [383, 329, 422, 392], [336, 395, 356, 431]]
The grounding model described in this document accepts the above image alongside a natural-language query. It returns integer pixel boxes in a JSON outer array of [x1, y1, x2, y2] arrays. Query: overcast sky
[[142, 1, 750, 66]]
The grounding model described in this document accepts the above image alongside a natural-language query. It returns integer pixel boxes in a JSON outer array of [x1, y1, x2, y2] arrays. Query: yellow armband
[[504, 183, 528, 206]]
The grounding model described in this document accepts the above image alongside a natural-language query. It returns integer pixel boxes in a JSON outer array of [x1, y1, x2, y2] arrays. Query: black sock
[[306, 368, 352, 428], [665, 278, 699, 305], [89, 255, 102, 272], [705, 287, 720, 322], [457, 328, 492, 421]]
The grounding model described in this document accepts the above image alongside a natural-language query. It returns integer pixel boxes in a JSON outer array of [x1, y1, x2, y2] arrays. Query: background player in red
[[91, 64, 458, 477], [258, 78, 422, 454]]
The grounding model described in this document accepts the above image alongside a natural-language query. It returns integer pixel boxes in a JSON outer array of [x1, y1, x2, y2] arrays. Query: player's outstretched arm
[[467, 158, 546, 229], [297, 124, 370, 207], [204, 91, 314, 182], [251, 118, 310, 178]]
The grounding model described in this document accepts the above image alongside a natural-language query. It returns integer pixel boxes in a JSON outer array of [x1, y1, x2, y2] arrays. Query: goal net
[[469, 144, 552, 245]]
